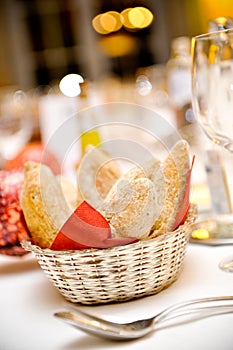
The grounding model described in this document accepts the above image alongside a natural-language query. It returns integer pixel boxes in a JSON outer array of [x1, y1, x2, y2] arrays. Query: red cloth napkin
[[51, 201, 138, 250]]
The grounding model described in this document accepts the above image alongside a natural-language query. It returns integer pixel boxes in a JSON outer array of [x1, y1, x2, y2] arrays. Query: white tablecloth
[[1, 243, 233, 350]]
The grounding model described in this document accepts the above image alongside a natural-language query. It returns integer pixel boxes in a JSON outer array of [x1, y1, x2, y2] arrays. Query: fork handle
[[155, 295, 233, 325]]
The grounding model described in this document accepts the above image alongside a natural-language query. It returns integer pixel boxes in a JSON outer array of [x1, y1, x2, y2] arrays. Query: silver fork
[[54, 295, 233, 340]]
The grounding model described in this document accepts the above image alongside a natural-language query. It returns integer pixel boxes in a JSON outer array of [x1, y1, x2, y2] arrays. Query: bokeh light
[[99, 34, 138, 57], [92, 11, 123, 35], [92, 7, 154, 34], [92, 14, 109, 34], [128, 7, 154, 29], [121, 8, 135, 29], [59, 74, 84, 97]]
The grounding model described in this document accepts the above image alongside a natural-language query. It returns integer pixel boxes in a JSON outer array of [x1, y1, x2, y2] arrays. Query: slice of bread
[[149, 140, 190, 238], [77, 145, 122, 209], [20, 161, 72, 248], [101, 177, 161, 239]]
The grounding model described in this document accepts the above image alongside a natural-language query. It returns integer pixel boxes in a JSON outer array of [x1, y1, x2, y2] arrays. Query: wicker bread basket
[[22, 205, 197, 305]]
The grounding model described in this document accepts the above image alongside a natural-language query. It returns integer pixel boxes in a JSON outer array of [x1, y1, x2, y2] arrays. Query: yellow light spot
[[105, 11, 123, 32], [92, 12, 123, 35], [129, 8, 145, 28], [92, 14, 109, 35], [81, 131, 101, 154], [208, 43, 219, 64], [140, 7, 154, 28], [216, 16, 229, 26], [192, 228, 210, 240], [99, 34, 138, 57], [121, 8, 135, 29], [100, 13, 117, 32], [93, 8, 153, 33], [122, 7, 154, 29]]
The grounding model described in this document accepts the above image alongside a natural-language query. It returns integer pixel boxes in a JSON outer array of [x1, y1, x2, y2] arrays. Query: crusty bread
[[101, 177, 161, 239], [99, 144, 188, 240], [20, 161, 72, 248], [20, 140, 191, 249], [149, 140, 190, 238], [77, 145, 122, 208], [167, 140, 191, 230]]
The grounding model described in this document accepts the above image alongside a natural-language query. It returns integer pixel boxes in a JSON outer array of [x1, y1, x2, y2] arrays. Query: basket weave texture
[[22, 206, 196, 305]]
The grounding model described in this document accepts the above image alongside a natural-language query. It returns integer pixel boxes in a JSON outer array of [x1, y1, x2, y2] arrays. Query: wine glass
[[191, 28, 233, 272], [0, 88, 33, 167]]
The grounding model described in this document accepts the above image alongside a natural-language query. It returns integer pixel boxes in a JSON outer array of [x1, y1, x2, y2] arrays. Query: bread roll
[[102, 177, 161, 239], [20, 161, 72, 248], [77, 145, 122, 208]]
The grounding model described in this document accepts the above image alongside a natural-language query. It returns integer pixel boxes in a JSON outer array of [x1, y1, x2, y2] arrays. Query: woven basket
[[22, 205, 197, 305]]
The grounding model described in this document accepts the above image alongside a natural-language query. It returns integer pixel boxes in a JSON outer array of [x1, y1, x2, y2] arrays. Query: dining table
[[1, 241, 233, 350], [1, 96, 233, 350]]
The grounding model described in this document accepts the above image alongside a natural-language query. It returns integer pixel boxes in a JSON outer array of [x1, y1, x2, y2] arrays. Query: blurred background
[[0, 0, 233, 88], [1, 0, 233, 211]]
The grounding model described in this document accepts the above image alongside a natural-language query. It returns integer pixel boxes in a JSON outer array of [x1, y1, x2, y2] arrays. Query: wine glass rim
[[194, 27, 233, 40]]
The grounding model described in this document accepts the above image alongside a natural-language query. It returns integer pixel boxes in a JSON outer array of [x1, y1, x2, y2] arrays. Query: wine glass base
[[191, 215, 233, 272], [219, 256, 233, 273], [191, 214, 233, 240]]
